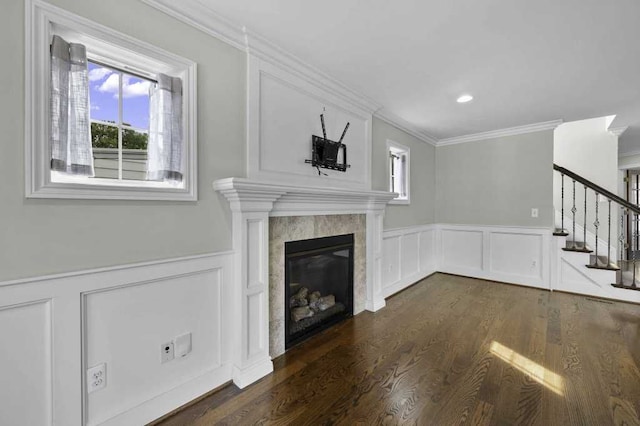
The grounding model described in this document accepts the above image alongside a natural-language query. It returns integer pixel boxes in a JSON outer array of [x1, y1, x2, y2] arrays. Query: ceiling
[[200, 0, 640, 146]]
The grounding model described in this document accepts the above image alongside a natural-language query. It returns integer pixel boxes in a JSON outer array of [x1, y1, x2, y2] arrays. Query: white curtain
[[148, 73, 183, 182], [50, 35, 94, 176]]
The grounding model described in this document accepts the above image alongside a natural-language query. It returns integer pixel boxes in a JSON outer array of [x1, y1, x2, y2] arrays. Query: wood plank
[[153, 273, 640, 426]]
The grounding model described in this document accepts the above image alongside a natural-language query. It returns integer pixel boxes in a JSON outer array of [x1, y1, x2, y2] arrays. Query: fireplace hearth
[[285, 233, 354, 348]]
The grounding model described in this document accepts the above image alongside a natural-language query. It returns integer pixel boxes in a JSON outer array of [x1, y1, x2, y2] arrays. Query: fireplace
[[285, 233, 354, 348]]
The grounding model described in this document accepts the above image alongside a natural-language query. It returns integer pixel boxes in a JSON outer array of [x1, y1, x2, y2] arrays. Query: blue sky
[[88, 61, 150, 130]]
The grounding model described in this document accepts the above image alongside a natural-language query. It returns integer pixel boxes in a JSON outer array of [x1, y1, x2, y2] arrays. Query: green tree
[[91, 122, 148, 150]]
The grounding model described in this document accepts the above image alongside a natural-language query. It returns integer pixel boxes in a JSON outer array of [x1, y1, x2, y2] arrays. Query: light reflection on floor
[[490, 341, 564, 396]]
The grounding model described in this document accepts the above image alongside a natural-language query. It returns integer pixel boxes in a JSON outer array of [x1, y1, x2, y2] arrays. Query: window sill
[[27, 178, 197, 201], [389, 198, 410, 205]]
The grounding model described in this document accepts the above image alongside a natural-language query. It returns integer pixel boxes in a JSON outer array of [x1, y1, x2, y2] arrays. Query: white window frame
[[26, 0, 198, 201], [387, 140, 410, 205]]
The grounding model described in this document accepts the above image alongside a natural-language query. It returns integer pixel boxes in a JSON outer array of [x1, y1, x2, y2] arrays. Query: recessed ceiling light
[[457, 94, 473, 103]]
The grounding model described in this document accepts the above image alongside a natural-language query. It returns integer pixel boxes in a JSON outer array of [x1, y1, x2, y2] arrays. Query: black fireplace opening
[[285, 233, 354, 349]]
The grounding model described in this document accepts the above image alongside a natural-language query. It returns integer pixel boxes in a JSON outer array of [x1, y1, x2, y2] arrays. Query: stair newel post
[[594, 193, 599, 267], [583, 185, 587, 249], [607, 199, 612, 268], [561, 173, 566, 232], [571, 180, 577, 248]]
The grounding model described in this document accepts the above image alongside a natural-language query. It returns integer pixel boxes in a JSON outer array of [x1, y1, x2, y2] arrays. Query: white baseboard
[[232, 358, 274, 389], [365, 297, 387, 312], [102, 365, 232, 426]]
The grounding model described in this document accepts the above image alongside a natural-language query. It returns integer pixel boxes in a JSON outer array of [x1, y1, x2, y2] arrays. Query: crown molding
[[140, 0, 381, 114], [618, 149, 640, 158], [139, 0, 246, 50], [374, 109, 438, 146], [437, 119, 563, 147], [244, 30, 381, 114], [608, 126, 628, 137]]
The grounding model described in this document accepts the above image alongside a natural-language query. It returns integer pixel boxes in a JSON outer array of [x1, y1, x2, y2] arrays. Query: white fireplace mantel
[[213, 177, 395, 216], [213, 177, 395, 388]]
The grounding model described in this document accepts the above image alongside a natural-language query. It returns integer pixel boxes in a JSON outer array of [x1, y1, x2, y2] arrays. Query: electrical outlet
[[161, 342, 174, 364], [531, 208, 539, 218], [175, 332, 192, 358], [87, 363, 106, 393], [531, 260, 537, 270]]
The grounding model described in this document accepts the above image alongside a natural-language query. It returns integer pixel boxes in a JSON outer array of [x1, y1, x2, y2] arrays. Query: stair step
[[611, 283, 640, 291], [586, 255, 620, 271], [553, 228, 569, 237], [562, 242, 593, 253]]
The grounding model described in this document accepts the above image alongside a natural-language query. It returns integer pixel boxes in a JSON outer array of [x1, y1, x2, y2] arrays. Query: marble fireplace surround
[[269, 214, 366, 358], [213, 178, 395, 388]]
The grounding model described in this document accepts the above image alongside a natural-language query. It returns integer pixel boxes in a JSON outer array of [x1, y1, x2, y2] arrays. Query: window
[[26, 0, 197, 200], [86, 61, 152, 182], [387, 140, 410, 204]]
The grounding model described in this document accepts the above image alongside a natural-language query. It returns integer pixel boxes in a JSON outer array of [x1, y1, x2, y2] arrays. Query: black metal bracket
[[305, 135, 351, 173]]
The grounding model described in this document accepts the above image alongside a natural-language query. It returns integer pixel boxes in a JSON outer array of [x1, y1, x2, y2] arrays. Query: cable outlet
[[175, 332, 192, 358], [87, 363, 106, 394], [161, 342, 174, 364]]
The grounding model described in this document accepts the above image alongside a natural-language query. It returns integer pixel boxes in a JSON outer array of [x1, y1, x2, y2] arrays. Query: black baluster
[[619, 209, 625, 285], [561, 174, 565, 233], [594, 194, 599, 267], [571, 180, 577, 248], [607, 199, 612, 268], [634, 213, 637, 288], [583, 186, 587, 250]]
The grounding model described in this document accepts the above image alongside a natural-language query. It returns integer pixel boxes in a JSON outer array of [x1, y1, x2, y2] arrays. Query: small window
[[27, 1, 197, 200], [387, 140, 410, 204]]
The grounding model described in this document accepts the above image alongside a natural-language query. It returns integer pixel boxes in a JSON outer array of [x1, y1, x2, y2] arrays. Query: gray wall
[[371, 118, 436, 229], [0, 0, 436, 281], [0, 0, 246, 281], [435, 130, 554, 227]]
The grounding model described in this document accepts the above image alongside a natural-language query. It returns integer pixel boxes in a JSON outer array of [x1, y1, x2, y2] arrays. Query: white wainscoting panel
[[440, 228, 484, 274], [0, 300, 52, 426], [490, 232, 543, 283], [381, 225, 436, 298], [0, 252, 233, 426], [438, 225, 551, 289], [84, 269, 225, 426]]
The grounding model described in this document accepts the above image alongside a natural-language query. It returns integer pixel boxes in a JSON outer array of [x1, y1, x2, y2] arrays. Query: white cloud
[[88, 67, 112, 82], [97, 74, 151, 99], [90, 104, 100, 111]]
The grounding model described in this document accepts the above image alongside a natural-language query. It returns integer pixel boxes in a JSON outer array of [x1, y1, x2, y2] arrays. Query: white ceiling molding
[[138, 1, 568, 149], [609, 126, 629, 137], [374, 109, 438, 146], [618, 149, 640, 158], [139, 0, 245, 50], [437, 120, 563, 147], [244, 30, 381, 115], [138, 0, 441, 143]]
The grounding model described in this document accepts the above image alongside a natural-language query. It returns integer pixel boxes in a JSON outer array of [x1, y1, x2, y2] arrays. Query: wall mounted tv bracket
[[305, 114, 351, 175]]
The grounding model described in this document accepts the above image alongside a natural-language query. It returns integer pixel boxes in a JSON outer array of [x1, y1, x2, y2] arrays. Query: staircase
[[553, 164, 640, 295]]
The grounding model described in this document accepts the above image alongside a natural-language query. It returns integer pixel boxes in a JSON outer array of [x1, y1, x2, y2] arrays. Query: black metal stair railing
[[554, 164, 640, 290]]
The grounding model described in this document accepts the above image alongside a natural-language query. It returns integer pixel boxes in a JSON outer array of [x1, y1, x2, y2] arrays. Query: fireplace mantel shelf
[[213, 177, 396, 216]]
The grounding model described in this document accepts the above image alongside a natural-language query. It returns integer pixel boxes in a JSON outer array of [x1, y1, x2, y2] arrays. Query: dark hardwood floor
[[152, 273, 640, 425]]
